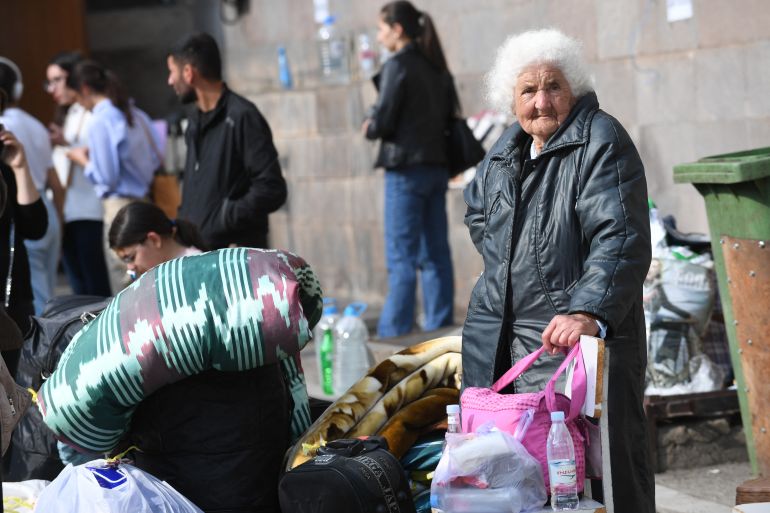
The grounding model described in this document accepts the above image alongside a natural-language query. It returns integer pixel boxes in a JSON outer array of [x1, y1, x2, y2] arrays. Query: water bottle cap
[[323, 15, 336, 25], [343, 301, 367, 317], [322, 298, 338, 315], [446, 404, 460, 414], [550, 411, 565, 422]]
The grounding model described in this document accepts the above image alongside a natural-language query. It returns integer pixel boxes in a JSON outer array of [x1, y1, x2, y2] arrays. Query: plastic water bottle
[[277, 46, 293, 89], [313, 298, 340, 396], [332, 302, 372, 395], [547, 411, 579, 510], [317, 15, 350, 83], [446, 404, 461, 434], [357, 33, 377, 79]]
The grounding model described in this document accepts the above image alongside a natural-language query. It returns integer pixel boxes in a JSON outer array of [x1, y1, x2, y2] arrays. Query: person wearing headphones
[[0, 120, 48, 377], [0, 57, 65, 314]]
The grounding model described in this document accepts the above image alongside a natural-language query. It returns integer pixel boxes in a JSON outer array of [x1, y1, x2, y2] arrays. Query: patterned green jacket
[[39, 248, 323, 453]]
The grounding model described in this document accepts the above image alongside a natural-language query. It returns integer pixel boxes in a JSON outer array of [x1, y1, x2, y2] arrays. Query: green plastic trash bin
[[674, 146, 770, 477]]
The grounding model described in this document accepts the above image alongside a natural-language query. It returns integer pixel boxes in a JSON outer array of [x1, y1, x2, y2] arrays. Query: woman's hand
[[0, 129, 40, 205], [49, 123, 67, 146], [1, 129, 29, 170], [66, 146, 89, 167], [361, 118, 371, 135], [541, 313, 600, 355]]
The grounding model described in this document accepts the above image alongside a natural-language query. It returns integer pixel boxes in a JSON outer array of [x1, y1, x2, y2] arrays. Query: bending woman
[[106, 202, 304, 512], [364, 0, 456, 338], [109, 201, 207, 280]]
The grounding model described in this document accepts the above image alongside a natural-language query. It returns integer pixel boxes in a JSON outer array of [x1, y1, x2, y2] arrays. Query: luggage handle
[[320, 436, 388, 457], [490, 343, 586, 421]]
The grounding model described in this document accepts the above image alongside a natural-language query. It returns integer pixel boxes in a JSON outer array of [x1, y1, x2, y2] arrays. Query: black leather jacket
[[179, 87, 287, 249], [365, 43, 455, 170], [462, 92, 652, 389]]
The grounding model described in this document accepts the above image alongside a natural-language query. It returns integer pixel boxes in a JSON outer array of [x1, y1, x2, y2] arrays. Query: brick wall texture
[[220, 0, 770, 319]]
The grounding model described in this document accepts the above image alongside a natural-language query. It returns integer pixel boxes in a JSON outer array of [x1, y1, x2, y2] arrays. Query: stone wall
[[86, 0, 224, 119], [221, 0, 770, 317], [657, 418, 748, 471]]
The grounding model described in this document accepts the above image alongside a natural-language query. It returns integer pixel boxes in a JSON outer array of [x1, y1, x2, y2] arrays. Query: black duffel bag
[[279, 436, 416, 513], [3, 295, 109, 481]]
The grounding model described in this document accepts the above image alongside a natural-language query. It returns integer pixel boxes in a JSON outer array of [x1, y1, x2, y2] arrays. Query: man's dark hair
[[0, 62, 18, 107], [169, 33, 222, 81]]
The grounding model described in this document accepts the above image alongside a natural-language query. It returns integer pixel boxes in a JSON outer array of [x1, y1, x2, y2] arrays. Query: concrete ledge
[[656, 484, 732, 513]]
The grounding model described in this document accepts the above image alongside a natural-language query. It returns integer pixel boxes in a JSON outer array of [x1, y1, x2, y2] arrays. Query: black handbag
[[278, 437, 417, 513], [446, 117, 486, 177]]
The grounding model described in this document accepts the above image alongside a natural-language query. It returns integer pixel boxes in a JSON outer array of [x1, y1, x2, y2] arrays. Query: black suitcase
[[279, 437, 417, 513]]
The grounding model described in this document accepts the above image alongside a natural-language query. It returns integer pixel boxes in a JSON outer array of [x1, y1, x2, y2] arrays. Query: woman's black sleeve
[[15, 198, 48, 241], [365, 61, 407, 140]]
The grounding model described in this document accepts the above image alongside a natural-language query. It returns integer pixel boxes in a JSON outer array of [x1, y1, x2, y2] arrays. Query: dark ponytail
[[71, 60, 134, 127], [109, 202, 208, 252], [380, 1, 448, 72]]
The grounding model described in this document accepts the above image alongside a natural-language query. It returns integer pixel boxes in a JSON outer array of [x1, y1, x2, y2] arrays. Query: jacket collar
[[372, 43, 419, 89], [493, 91, 600, 161], [193, 84, 231, 132]]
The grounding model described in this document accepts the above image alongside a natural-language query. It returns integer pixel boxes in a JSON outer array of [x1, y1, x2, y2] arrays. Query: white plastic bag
[[3, 479, 49, 513], [430, 426, 546, 513], [34, 459, 203, 513]]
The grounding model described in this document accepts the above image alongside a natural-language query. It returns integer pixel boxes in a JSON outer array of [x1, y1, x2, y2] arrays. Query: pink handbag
[[460, 343, 587, 492]]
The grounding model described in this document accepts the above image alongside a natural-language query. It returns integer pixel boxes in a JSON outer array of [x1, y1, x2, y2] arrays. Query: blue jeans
[[24, 194, 61, 314], [378, 166, 454, 338]]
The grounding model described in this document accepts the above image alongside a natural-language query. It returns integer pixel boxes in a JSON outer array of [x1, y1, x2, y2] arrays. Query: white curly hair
[[485, 29, 594, 114]]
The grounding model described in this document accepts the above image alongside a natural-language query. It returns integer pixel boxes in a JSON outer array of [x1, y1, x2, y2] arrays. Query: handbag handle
[[491, 346, 546, 393], [545, 344, 586, 421], [491, 343, 587, 421]]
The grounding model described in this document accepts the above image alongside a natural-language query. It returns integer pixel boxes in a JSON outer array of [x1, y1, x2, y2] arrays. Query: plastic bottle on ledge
[[277, 46, 293, 90], [313, 298, 340, 396], [357, 33, 377, 79], [332, 302, 372, 395], [317, 15, 350, 84], [547, 411, 579, 511]]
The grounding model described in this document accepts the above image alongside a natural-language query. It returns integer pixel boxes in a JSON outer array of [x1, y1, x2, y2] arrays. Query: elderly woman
[[463, 29, 654, 511]]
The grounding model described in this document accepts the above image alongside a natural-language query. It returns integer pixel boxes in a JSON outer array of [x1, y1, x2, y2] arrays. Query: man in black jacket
[[167, 33, 286, 249]]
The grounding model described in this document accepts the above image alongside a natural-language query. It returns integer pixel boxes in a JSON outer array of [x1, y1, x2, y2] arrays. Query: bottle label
[[320, 329, 334, 395], [548, 459, 577, 487]]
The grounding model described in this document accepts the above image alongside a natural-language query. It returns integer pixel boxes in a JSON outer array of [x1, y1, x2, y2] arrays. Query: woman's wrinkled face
[[45, 64, 76, 106], [513, 63, 576, 143]]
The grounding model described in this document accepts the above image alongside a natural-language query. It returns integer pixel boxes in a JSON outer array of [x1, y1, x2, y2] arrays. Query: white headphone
[[0, 56, 24, 102]]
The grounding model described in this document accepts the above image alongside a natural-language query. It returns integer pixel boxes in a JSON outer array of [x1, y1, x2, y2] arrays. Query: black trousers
[[61, 220, 111, 297], [129, 365, 290, 513]]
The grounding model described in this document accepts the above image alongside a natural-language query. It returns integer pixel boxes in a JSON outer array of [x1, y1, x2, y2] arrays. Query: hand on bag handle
[[490, 343, 587, 422]]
